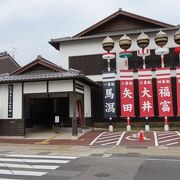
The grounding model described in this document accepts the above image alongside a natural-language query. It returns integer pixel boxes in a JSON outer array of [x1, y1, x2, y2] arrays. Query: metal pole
[[142, 56, 146, 69], [107, 58, 110, 72], [165, 116, 168, 125], [127, 117, 130, 125], [161, 55, 165, 68], [125, 56, 128, 69], [142, 54, 149, 128]]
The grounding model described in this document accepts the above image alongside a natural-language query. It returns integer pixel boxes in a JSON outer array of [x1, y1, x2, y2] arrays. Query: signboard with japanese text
[[8, 84, 13, 118], [176, 67, 180, 116], [156, 68, 174, 116], [103, 71, 116, 118], [120, 70, 135, 117], [138, 69, 154, 117]]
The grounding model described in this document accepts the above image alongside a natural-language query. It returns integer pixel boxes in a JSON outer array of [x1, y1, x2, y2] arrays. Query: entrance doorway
[[24, 95, 69, 135]]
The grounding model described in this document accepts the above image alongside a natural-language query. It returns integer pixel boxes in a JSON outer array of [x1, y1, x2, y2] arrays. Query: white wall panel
[[0, 83, 22, 119], [24, 81, 47, 94], [84, 84, 91, 117], [48, 80, 73, 92]]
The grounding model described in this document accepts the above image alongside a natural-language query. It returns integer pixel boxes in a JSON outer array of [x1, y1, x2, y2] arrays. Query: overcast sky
[[0, 0, 179, 66]]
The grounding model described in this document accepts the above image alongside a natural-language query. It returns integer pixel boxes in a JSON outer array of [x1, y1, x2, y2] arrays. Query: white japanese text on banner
[[138, 69, 154, 117], [103, 71, 116, 118], [120, 70, 135, 117], [156, 68, 174, 116]]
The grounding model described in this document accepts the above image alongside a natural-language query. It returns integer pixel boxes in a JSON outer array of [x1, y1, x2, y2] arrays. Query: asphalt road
[[1, 154, 180, 180], [63, 155, 180, 180]]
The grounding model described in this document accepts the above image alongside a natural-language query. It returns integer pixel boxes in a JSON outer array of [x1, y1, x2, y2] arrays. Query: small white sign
[[55, 116, 59, 123]]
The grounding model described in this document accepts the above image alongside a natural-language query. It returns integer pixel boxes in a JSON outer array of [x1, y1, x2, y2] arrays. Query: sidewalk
[[0, 130, 180, 149]]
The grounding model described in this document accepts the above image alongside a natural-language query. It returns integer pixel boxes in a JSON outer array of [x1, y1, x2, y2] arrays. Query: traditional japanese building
[[0, 55, 98, 136], [0, 51, 20, 74], [49, 9, 180, 127]]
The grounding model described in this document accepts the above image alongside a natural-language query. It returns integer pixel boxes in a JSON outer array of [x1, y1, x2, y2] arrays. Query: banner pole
[[164, 116, 169, 131], [161, 55, 165, 68], [142, 56, 146, 69], [142, 54, 150, 131], [107, 58, 110, 72], [127, 117, 131, 131]]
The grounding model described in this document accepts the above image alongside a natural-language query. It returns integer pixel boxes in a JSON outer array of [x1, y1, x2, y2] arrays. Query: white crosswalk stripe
[[0, 154, 77, 179]]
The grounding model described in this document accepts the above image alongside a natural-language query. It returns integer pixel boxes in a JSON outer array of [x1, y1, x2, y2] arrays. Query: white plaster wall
[[48, 80, 73, 92], [69, 93, 83, 117], [84, 84, 91, 117], [0, 83, 22, 119], [24, 81, 47, 94]]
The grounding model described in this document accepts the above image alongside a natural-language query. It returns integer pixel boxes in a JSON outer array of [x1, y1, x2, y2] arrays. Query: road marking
[[35, 134, 60, 145], [98, 134, 122, 140], [89, 132, 106, 145], [158, 134, 178, 140], [0, 163, 59, 170], [157, 132, 176, 137], [95, 137, 119, 144], [101, 132, 121, 136], [101, 141, 118, 146], [0, 158, 69, 164], [0, 169, 46, 176], [166, 142, 179, 146], [153, 131, 158, 147], [176, 131, 180, 137], [116, 132, 126, 146], [7, 154, 77, 159], [159, 137, 180, 144], [0, 178, 22, 180]]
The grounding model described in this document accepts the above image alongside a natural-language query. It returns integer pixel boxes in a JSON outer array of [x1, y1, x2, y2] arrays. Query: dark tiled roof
[[50, 26, 179, 50], [0, 69, 100, 87], [0, 52, 20, 74], [0, 70, 79, 82]]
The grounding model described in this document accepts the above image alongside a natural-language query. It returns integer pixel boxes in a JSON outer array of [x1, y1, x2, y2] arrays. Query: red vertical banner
[[120, 70, 135, 117], [156, 68, 174, 116], [138, 69, 154, 117], [176, 67, 180, 116]]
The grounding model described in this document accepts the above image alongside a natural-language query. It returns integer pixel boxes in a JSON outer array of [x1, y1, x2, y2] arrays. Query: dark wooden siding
[[128, 48, 179, 70], [0, 119, 24, 136], [83, 15, 160, 36], [69, 54, 116, 75]]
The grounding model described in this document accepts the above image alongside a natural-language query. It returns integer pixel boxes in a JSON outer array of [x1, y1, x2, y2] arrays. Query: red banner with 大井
[[120, 70, 135, 117], [138, 69, 154, 117], [156, 68, 174, 117], [176, 67, 180, 116]]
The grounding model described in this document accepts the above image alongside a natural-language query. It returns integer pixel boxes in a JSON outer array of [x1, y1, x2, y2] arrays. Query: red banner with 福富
[[156, 68, 174, 117], [176, 67, 180, 116], [138, 69, 154, 117], [120, 70, 135, 117]]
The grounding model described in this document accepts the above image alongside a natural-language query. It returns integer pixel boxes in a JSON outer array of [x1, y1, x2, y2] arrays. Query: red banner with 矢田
[[120, 70, 135, 117], [156, 68, 173, 117], [138, 69, 154, 117]]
